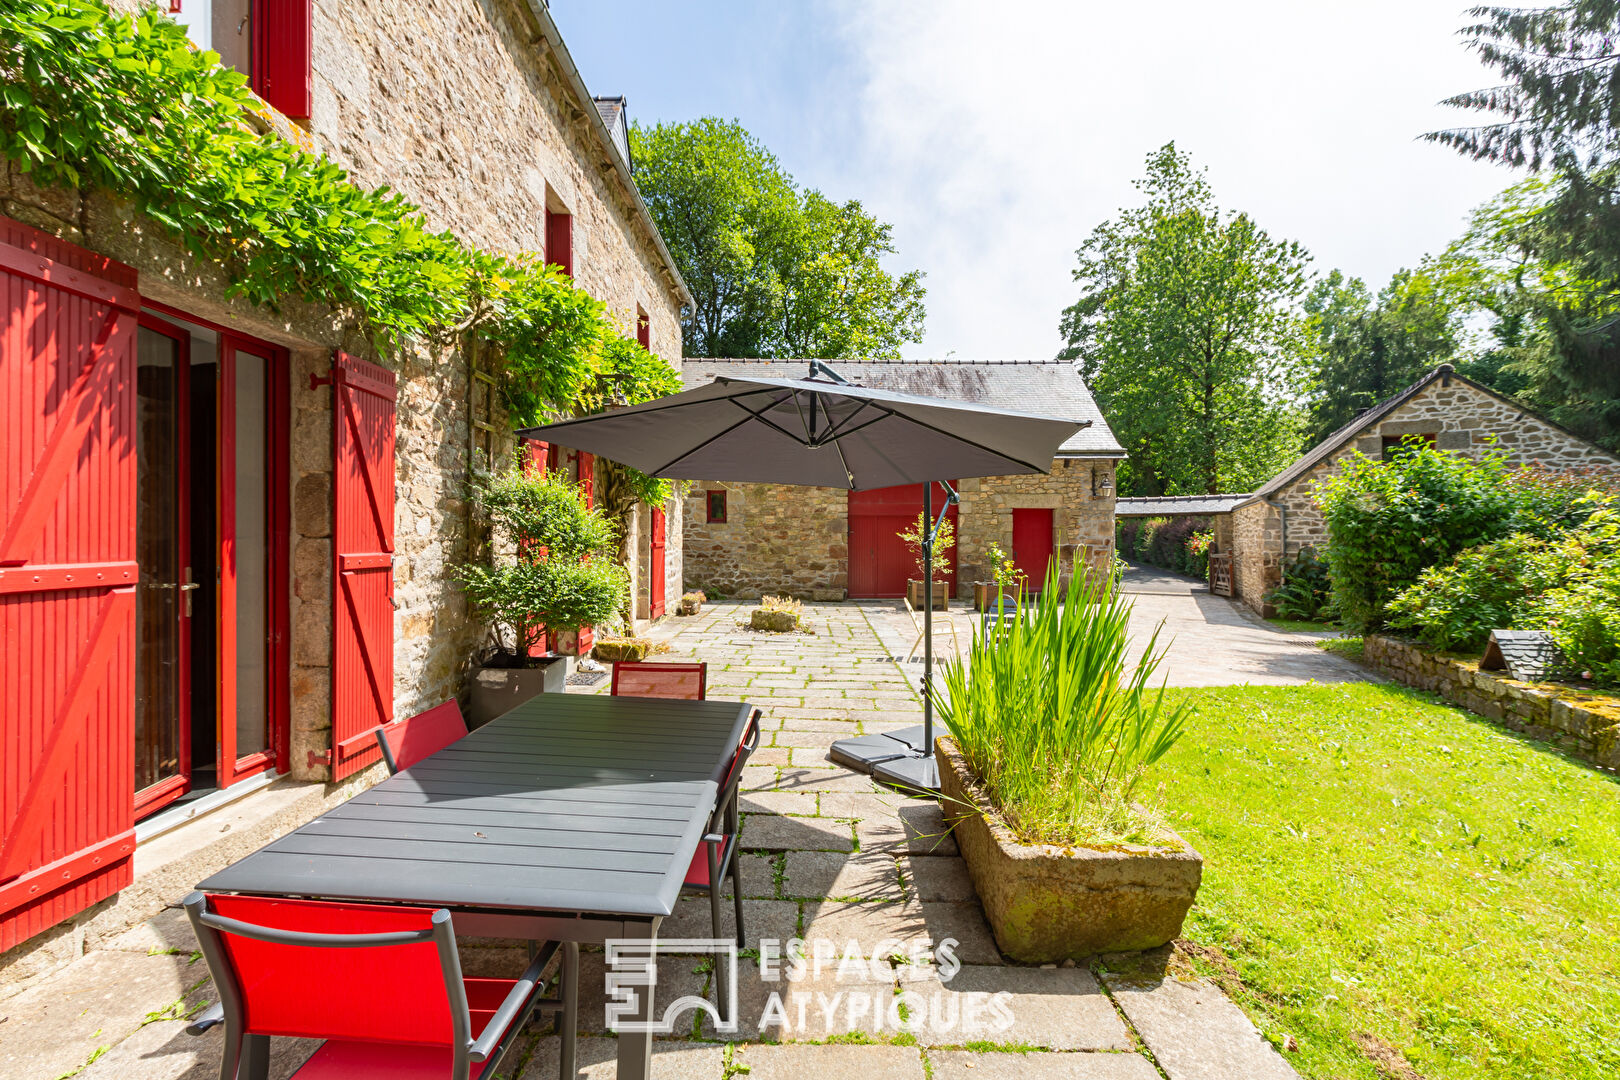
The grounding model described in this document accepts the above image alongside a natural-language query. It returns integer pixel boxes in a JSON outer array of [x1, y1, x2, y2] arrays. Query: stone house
[[0, 0, 689, 981], [1117, 364, 1620, 616], [679, 360, 1125, 601]]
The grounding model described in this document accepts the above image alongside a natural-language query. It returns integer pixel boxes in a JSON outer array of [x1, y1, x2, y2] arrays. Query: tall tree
[[1058, 144, 1311, 496], [1304, 265, 1462, 442], [1428, 2, 1620, 448], [631, 118, 925, 359]]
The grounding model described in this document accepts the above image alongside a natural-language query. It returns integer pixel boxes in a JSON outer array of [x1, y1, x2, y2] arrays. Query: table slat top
[[198, 693, 752, 918]]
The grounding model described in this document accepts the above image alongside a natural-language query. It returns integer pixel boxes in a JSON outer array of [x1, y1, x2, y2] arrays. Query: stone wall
[[955, 460, 1115, 593], [681, 460, 1118, 601], [1364, 635, 1620, 771], [683, 483, 850, 601], [1229, 500, 1281, 614]]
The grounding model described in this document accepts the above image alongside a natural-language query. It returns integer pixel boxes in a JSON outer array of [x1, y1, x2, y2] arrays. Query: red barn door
[[847, 483, 957, 599], [0, 219, 140, 949], [325, 353, 395, 780], [1011, 508, 1055, 593], [649, 507, 667, 618]]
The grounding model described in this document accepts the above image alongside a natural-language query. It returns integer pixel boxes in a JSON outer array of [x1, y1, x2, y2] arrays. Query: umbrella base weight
[[828, 726, 941, 794]]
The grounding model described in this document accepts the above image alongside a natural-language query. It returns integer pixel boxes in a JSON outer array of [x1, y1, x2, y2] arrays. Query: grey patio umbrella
[[516, 362, 1088, 791]]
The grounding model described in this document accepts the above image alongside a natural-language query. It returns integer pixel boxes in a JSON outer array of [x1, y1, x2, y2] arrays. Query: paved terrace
[[1, 599, 1313, 1080]]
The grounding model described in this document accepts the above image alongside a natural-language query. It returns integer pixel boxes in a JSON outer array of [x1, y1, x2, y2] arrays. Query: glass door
[[134, 319, 193, 815]]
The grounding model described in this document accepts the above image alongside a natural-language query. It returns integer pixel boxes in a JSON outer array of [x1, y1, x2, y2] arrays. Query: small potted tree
[[458, 464, 629, 725], [973, 541, 1024, 614], [935, 561, 1201, 961], [900, 512, 953, 610]]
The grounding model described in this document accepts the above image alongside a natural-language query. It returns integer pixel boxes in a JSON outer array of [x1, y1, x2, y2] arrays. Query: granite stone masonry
[[1364, 635, 1620, 770], [1221, 366, 1620, 616], [1, 0, 689, 980]]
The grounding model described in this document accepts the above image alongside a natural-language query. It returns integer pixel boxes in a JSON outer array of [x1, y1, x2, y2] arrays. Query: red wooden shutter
[[522, 438, 549, 476], [253, 0, 313, 121], [649, 507, 667, 619], [325, 352, 395, 779], [0, 218, 140, 950], [576, 451, 594, 507], [546, 211, 574, 278]]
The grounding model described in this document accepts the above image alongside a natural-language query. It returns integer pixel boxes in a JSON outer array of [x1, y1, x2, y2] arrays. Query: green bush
[[1267, 546, 1334, 621], [1315, 443, 1539, 632], [1121, 515, 1212, 579], [933, 561, 1189, 847], [1384, 534, 1546, 652], [1385, 500, 1620, 682], [457, 465, 629, 661]]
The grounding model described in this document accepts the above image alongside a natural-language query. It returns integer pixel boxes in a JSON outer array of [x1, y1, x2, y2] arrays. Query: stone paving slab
[[521, 1036, 725, 1079], [903, 854, 977, 902], [1, 950, 214, 1080], [76, 1018, 320, 1080], [1103, 975, 1301, 1080], [558, 950, 712, 1037], [857, 805, 960, 855], [929, 1050, 1161, 1080], [740, 814, 854, 853], [908, 965, 1132, 1051], [782, 851, 903, 901], [737, 789, 819, 816], [735, 1041, 926, 1080], [913, 902, 1003, 965], [661, 898, 801, 949]]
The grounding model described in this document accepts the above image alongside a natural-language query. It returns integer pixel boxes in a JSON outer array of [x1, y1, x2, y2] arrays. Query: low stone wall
[[1364, 635, 1620, 771]]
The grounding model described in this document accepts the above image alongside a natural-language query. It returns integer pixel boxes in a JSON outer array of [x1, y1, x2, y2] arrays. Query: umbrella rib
[[726, 396, 813, 446], [646, 410, 762, 475], [886, 409, 1055, 476]]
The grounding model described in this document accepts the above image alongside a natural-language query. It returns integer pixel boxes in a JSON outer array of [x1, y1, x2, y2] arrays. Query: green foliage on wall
[[0, 0, 676, 426]]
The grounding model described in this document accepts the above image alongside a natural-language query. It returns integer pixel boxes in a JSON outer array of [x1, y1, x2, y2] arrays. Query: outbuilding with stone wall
[[1223, 364, 1620, 615], [679, 360, 1124, 602]]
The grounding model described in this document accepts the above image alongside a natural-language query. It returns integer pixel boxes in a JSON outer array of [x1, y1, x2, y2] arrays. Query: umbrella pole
[[922, 482, 934, 758]]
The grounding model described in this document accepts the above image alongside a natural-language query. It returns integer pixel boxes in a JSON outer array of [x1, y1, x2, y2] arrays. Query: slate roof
[[1115, 494, 1250, 517], [680, 359, 1127, 457]]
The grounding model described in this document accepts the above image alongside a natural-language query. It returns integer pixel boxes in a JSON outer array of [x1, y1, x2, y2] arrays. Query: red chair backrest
[[610, 661, 707, 700], [204, 895, 455, 1045], [379, 701, 469, 773]]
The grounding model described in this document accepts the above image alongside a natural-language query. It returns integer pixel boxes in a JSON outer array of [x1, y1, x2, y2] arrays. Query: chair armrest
[[703, 832, 727, 845], [185, 1001, 224, 1036], [468, 940, 559, 1062]]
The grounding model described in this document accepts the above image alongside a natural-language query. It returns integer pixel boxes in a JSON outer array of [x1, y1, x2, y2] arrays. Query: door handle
[[179, 566, 200, 616]]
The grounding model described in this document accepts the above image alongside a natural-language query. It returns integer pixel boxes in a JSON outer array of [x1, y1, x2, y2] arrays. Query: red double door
[[847, 483, 958, 599], [1011, 508, 1056, 593]]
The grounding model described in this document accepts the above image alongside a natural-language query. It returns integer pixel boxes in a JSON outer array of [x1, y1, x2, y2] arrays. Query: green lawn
[[1158, 682, 1620, 1080]]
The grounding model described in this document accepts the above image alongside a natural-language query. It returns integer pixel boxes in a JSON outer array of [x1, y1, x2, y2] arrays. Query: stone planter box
[[936, 738, 1202, 961], [907, 579, 950, 610], [466, 659, 565, 728]]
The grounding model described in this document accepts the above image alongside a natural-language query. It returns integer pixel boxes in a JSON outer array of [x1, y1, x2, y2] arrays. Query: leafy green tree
[[1429, 2, 1620, 449], [1058, 144, 1310, 496], [1303, 266, 1462, 442], [632, 117, 925, 358]]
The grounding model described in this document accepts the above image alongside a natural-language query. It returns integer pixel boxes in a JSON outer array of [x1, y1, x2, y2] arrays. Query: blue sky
[[552, 2, 1519, 361]]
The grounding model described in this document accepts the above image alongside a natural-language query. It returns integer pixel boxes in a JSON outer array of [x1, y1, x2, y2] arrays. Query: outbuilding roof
[[1115, 494, 1250, 517], [680, 359, 1126, 458]]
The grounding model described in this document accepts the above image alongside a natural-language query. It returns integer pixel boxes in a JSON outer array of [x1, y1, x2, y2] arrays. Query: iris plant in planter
[[933, 561, 1200, 961], [457, 464, 629, 724]]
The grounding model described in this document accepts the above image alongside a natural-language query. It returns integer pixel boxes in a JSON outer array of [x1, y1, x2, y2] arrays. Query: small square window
[[1382, 433, 1435, 460], [706, 490, 727, 523]]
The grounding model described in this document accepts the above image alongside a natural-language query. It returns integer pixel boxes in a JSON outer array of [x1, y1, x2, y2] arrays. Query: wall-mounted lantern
[[1092, 466, 1113, 498]]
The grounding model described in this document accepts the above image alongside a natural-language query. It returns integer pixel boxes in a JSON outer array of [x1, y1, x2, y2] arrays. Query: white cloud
[[821, 0, 1518, 359]]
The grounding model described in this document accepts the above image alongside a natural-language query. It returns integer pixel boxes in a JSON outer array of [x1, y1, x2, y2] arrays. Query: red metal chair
[[682, 709, 763, 946], [183, 892, 576, 1080], [609, 661, 707, 700], [374, 701, 469, 775]]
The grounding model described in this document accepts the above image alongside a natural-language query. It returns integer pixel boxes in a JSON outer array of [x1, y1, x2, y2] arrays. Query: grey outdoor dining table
[[198, 690, 755, 1080]]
